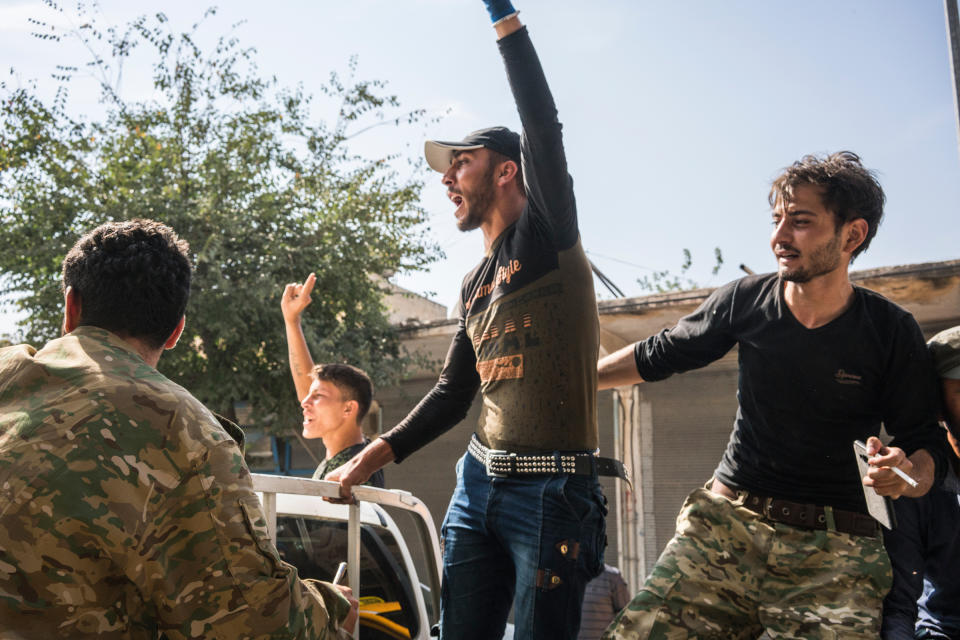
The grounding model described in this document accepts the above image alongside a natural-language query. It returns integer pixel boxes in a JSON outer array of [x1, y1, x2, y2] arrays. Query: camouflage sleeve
[[131, 430, 349, 639]]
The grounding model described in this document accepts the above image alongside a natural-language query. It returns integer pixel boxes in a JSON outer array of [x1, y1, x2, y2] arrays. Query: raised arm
[[487, 1, 577, 241], [281, 273, 317, 401]]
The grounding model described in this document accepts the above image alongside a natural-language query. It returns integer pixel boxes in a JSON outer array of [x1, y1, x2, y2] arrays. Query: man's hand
[[862, 436, 933, 499], [333, 584, 359, 634], [324, 438, 396, 504], [281, 273, 316, 324]]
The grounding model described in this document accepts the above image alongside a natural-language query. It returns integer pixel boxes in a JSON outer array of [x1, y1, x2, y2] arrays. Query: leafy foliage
[[0, 3, 440, 431], [636, 247, 724, 293]]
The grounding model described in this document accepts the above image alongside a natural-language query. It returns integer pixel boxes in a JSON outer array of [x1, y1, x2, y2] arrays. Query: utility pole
[[947, 0, 960, 162]]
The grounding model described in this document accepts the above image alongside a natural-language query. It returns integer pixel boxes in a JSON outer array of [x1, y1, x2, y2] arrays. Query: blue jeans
[[439, 451, 607, 639]]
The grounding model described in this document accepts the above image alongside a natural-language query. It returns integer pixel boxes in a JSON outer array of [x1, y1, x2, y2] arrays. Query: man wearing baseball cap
[[326, 1, 616, 638], [883, 326, 960, 639]]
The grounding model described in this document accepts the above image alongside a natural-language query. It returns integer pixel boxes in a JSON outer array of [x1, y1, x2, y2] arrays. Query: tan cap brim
[[424, 140, 484, 173]]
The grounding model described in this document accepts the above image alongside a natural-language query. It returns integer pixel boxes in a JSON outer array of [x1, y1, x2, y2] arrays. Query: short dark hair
[[61, 219, 192, 349], [769, 151, 885, 261], [311, 363, 374, 423], [488, 149, 524, 192]]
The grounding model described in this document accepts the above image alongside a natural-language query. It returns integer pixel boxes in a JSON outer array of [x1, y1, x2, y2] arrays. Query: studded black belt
[[467, 434, 629, 481]]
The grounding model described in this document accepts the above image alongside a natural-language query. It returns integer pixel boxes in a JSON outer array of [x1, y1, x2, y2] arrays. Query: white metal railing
[[251, 474, 442, 639]]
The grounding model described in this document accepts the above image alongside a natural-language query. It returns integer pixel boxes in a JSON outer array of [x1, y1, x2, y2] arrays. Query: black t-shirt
[[383, 27, 599, 461], [635, 273, 948, 513]]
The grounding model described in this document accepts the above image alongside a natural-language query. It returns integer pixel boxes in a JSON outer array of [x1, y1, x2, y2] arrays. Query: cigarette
[[891, 466, 919, 489], [332, 562, 348, 585]]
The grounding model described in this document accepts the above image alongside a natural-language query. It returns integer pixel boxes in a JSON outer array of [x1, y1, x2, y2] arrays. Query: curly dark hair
[[769, 151, 885, 261], [311, 363, 375, 423], [61, 219, 192, 349]]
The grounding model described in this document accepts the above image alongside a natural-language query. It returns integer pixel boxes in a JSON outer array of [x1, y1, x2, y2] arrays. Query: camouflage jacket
[[0, 327, 351, 639]]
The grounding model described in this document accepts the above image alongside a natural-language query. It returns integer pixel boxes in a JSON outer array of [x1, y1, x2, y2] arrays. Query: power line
[[585, 250, 660, 272]]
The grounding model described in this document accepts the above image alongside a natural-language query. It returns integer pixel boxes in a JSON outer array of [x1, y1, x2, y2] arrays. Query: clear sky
[[2, 0, 958, 334]]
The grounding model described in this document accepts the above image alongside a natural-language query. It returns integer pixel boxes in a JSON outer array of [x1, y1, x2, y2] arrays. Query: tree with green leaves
[[0, 3, 440, 432], [636, 247, 725, 293]]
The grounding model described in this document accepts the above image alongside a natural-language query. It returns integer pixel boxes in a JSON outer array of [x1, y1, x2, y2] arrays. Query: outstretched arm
[[327, 316, 481, 501], [598, 344, 646, 390], [281, 273, 317, 402], [325, 438, 397, 502]]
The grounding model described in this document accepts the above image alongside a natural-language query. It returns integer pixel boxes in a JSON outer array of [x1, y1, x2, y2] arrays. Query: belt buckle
[[485, 450, 511, 478], [761, 497, 775, 521]]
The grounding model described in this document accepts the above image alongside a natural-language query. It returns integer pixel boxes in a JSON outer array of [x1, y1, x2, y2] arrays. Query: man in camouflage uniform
[[0, 219, 357, 638], [597, 153, 950, 638]]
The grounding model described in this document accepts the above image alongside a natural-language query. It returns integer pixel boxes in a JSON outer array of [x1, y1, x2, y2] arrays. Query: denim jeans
[[439, 451, 607, 639]]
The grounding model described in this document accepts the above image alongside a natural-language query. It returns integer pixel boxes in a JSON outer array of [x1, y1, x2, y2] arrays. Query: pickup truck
[[252, 474, 443, 640]]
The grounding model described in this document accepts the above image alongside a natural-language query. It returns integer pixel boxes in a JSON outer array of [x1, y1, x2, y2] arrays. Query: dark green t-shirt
[[312, 440, 385, 488], [381, 27, 599, 460]]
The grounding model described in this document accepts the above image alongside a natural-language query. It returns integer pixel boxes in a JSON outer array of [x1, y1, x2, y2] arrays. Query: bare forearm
[[356, 438, 396, 476], [494, 13, 522, 39], [902, 448, 935, 498], [598, 344, 645, 390], [284, 319, 314, 401]]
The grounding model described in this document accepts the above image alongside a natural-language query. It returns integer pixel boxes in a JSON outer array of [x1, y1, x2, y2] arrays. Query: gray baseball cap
[[424, 126, 521, 173], [928, 326, 960, 380]]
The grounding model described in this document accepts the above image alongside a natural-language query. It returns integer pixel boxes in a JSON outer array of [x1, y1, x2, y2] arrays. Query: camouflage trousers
[[602, 485, 891, 639]]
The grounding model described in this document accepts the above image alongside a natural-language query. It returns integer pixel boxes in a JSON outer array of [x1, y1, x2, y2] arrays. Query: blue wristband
[[482, 0, 516, 24]]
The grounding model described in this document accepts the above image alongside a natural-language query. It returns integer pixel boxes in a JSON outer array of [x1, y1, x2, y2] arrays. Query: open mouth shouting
[[448, 190, 466, 219]]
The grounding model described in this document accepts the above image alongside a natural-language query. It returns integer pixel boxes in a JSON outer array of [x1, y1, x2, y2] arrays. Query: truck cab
[[252, 474, 442, 640]]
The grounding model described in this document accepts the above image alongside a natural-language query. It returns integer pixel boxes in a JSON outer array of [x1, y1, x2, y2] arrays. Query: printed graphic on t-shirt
[[477, 354, 524, 382], [834, 369, 863, 385]]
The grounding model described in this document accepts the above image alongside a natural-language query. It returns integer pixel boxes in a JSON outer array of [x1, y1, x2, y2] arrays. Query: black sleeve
[[882, 316, 951, 486], [881, 497, 927, 639], [380, 317, 481, 463], [497, 27, 578, 249], [634, 282, 738, 382]]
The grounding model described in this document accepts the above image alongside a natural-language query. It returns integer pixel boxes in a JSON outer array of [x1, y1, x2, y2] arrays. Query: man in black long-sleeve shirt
[[599, 152, 949, 639], [327, 2, 611, 638]]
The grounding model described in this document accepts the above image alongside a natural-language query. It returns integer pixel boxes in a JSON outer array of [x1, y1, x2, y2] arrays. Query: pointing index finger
[[302, 272, 316, 297]]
